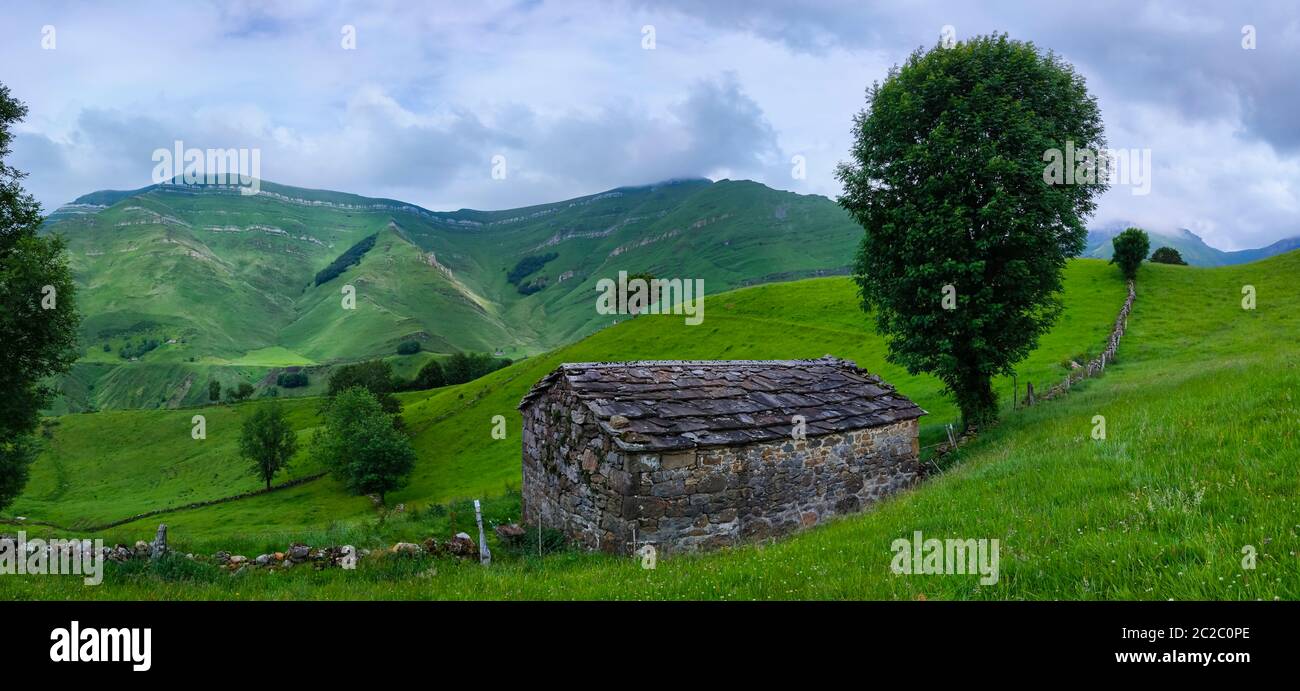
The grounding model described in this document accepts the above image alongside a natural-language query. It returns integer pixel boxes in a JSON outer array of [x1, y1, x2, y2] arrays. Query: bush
[[408, 359, 446, 390], [314, 233, 377, 286], [396, 340, 421, 355], [1110, 227, 1151, 280], [226, 382, 255, 402], [327, 360, 399, 415], [506, 252, 557, 285], [516, 277, 547, 295], [276, 371, 309, 388], [118, 338, 159, 360], [1149, 246, 1187, 265], [311, 387, 415, 504], [443, 352, 511, 385], [208, 379, 221, 402]]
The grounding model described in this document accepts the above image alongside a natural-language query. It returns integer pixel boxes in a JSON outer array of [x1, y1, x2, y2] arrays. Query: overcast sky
[[2, 0, 1297, 250]]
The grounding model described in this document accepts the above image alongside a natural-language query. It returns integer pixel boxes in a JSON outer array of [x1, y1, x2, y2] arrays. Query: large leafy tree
[[1110, 227, 1151, 279], [239, 401, 297, 490], [312, 387, 415, 504], [0, 84, 80, 512], [837, 35, 1108, 430]]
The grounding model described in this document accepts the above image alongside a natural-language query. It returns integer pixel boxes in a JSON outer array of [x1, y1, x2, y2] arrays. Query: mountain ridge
[[41, 176, 860, 411]]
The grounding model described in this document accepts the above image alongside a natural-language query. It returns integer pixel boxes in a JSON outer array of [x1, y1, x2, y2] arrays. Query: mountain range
[[1084, 222, 1300, 266], [41, 178, 1299, 412], [40, 178, 860, 410]]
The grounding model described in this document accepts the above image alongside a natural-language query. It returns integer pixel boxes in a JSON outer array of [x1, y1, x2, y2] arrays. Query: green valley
[[43, 178, 861, 412]]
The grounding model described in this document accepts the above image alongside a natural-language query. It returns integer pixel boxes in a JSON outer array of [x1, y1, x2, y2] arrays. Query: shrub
[[276, 371, 309, 388], [311, 387, 415, 505], [506, 252, 557, 285], [396, 340, 421, 355], [516, 277, 547, 295], [314, 233, 377, 286], [1110, 227, 1151, 280], [226, 382, 255, 402], [1149, 246, 1187, 265], [326, 360, 399, 415], [118, 338, 159, 360], [443, 352, 510, 385], [409, 359, 446, 390]]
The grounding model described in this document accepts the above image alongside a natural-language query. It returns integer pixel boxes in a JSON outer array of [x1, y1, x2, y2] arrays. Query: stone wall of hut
[[522, 388, 920, 555]]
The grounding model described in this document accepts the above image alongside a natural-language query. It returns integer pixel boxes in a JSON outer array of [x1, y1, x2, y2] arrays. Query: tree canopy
[[311, 387, 415, 504], [1111, 227, 1151, 280], [836, 35, 1107, 430], [1149, 245, 1186, 266], [0, 84, 81, 511], [327, 360, 400, 415], [239, 401, 297, 490]]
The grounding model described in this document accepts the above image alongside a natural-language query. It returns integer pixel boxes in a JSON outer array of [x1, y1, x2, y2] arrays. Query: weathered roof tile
[[519, 356, 926, 451]]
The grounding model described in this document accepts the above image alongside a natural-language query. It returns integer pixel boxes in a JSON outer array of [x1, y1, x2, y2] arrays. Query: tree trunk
[[956, 372, 998, 432]]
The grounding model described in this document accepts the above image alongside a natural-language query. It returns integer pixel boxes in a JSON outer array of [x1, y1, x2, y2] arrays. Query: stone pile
[[5, 523, 493, 574]]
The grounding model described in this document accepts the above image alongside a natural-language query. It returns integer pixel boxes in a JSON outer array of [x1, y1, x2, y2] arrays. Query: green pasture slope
[[44, 177, 860, 411], [4, 254, 1298, 600]]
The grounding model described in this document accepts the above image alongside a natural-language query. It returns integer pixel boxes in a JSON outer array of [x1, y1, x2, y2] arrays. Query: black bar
[[1, 601, 1290, 676]]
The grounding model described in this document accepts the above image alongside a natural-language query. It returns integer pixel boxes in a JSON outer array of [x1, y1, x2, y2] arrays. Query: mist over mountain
[[1085, 222, 1300, 266]]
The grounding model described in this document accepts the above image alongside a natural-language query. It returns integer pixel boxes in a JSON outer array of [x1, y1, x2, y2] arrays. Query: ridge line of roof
[[558, 357, 858, 369]]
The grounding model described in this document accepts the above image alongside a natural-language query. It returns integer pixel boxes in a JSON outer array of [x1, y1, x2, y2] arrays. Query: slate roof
[[518, 356, 926, 452]]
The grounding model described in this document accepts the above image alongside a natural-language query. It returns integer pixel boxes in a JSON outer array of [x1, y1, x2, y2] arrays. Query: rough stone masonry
[[518, 356, 925, 555]]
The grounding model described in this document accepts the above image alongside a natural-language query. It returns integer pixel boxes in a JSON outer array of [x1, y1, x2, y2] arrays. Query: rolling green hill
[[4, 252, 1296, 600], [10, 259, 1125, 538], [1086, 225, 1300, 266], [43, 178, 861, 411]]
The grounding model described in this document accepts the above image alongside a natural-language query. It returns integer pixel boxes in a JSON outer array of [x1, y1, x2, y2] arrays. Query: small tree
[[208, 379, 221, 402], [226, 381, 255, 402], [1149, 246, 1187, 265], [836, 35, 1107, 430], [411, 359, 446, 390], [312, 387, 415, 504], [327, 360, 399, 414], [239, 401, 297, 490], [442, 352, 509, 385], [1110, 227, 1150, 280], [396, 339, 421, 355]]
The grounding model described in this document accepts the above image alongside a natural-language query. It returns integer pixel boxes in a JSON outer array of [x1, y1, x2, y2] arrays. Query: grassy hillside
[[4, 253, 1295, 600], [44, 178, 863, 411], [10, 261, 1119, 534]]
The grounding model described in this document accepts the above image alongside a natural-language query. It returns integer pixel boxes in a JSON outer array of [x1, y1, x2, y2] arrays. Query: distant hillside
[[1085, 222, 1299, 266], [40, 178, 861, 410]]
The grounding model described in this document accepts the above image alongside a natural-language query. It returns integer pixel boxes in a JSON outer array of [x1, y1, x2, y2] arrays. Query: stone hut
[[518, 356, 925, 555]]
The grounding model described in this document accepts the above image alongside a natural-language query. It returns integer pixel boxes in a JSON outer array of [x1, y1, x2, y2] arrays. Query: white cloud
[[2, 0, 1298, 249]]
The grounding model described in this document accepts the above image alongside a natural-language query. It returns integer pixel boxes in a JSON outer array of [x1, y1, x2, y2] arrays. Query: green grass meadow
[[2, 254, 1297, 600]]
